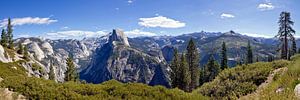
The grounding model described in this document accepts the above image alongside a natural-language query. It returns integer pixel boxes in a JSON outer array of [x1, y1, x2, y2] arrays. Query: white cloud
[[220, 13, 235, 19], [138, 16, 186, 28], [124, 29, 156, 37], [16, 34, 31, 38], [45, 30, 106, 39], [257, 3, 275, 11], [0, 17, 57, 27], [241, 33, 272, 38], [61, 26, 69, 30], [128, 0, 133, 4]]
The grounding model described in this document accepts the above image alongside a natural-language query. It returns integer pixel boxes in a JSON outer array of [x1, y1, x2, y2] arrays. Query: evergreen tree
[[276, 12, 295, 60], [17, 43, 24, 54], [203, 55, 220, 82], [7, 18, 14, 49], [186, 39, 200, 91], [220, 42, 228, 70], [170, 48, 180, 88], [298, 48, 300, 54], [23, 46, 29, 60], [49, 63, 55, 80], [288, 49, 292, 60], [1, 29, 7, 47], [178, 53, 191, 92], [267, 55, 274, 62], [64, 56, 78, 82], [292, 38, 297, 55], [246, 41, 253, 64], [256, 56, 259, 62]]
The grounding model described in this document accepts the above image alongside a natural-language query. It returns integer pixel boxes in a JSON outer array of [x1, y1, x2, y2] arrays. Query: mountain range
[[1, 29, 299, 87]]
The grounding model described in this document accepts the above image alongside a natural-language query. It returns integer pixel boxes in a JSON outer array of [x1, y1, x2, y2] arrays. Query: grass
[[242, 54, 300, 99], [0, 61, 209, 100]]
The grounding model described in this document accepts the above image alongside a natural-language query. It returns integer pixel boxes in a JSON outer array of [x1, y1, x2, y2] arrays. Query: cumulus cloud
[[257, 3, 275, 11], [0, 17, 57, 27], [45, 30, 106, 39], [138, 16, 186, 28], [220, 13, 235, 19], [124, 29, 156, 37]]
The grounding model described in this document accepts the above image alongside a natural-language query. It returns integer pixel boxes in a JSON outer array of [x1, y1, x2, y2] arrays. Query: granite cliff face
[[80, 29, 170, 87]]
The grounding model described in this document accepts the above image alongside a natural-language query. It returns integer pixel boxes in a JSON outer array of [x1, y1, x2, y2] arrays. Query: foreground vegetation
[[195, 59, 290, 99], [0, 62, 208, 100], [241, 54, 300, 99]]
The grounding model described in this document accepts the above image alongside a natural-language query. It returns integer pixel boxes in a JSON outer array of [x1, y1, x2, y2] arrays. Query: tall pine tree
[[64, 56, 78, 82], [276, 12, 295, 60], [7, 18, 14, 49], [246, 41, 253, 64], [178, 53, 191, 92], [203, 55, 220, 82], [170, 48, 180, 88], [186, 39, 200, 91], [220, 42, 228, 70], [1, 29, 7, 47], [291, 38, 297, 56]]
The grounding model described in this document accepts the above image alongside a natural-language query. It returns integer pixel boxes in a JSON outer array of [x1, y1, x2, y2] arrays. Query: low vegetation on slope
[[0, 62, 208, 100], [194, 60, 289, 99], [242, 54, 300, 99]]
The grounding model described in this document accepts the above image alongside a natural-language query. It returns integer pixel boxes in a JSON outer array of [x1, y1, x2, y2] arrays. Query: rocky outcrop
[[161, 45, 175, 63], [14, 37, 104, 82], [80, 29, 170, 87], [0, 45, 12, 63]]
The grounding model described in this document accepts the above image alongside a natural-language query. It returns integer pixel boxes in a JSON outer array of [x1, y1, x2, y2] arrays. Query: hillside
[[0, 61, 208, 100], [2, 49, 300, 99]]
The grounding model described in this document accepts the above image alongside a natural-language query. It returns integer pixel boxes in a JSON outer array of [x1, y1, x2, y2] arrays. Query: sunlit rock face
[[80, 29, 170, 87]]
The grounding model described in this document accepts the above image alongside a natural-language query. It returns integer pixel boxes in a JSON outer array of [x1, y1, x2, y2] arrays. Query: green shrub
[[195, 61, 289, 99]]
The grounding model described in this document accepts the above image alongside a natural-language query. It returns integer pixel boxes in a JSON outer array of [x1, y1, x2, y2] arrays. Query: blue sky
[[0, 0, 299, 39]]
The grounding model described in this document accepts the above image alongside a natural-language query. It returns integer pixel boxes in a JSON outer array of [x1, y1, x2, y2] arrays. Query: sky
[[0, 0, 299, 39]]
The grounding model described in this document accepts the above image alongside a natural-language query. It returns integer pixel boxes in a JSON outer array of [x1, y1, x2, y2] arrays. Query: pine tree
[[186, 39, 200, 91], [256, 56, 259, 62], [178, 53, 191, 92], [292, 38, 297, 56], [49, 64, 55, 80], [220, 42, 228, 70], [6, 18, 14, 49], [276, 12, 295, 60], [246, 41, 253, 64], [170, 48, 180, 88], [17, 43, 24, 54], [23, 46, 29, 60], [288, 49, 292, 60], [298, 48, 300, 54], [267, 55, 274, 62], [203, 55, 220, 82], [64, 56, 78, 82], [1, 29, 7, 47]]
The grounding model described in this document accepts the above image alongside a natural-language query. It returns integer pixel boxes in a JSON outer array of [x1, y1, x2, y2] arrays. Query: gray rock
[[294, 84, 300, 98]]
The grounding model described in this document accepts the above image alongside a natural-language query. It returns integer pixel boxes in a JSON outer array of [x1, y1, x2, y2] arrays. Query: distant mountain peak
[[108, 29, 130, 47], [223, 30, 241, 36]]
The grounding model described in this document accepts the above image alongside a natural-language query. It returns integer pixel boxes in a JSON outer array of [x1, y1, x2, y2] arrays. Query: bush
[[195, 61, 289, 99]]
